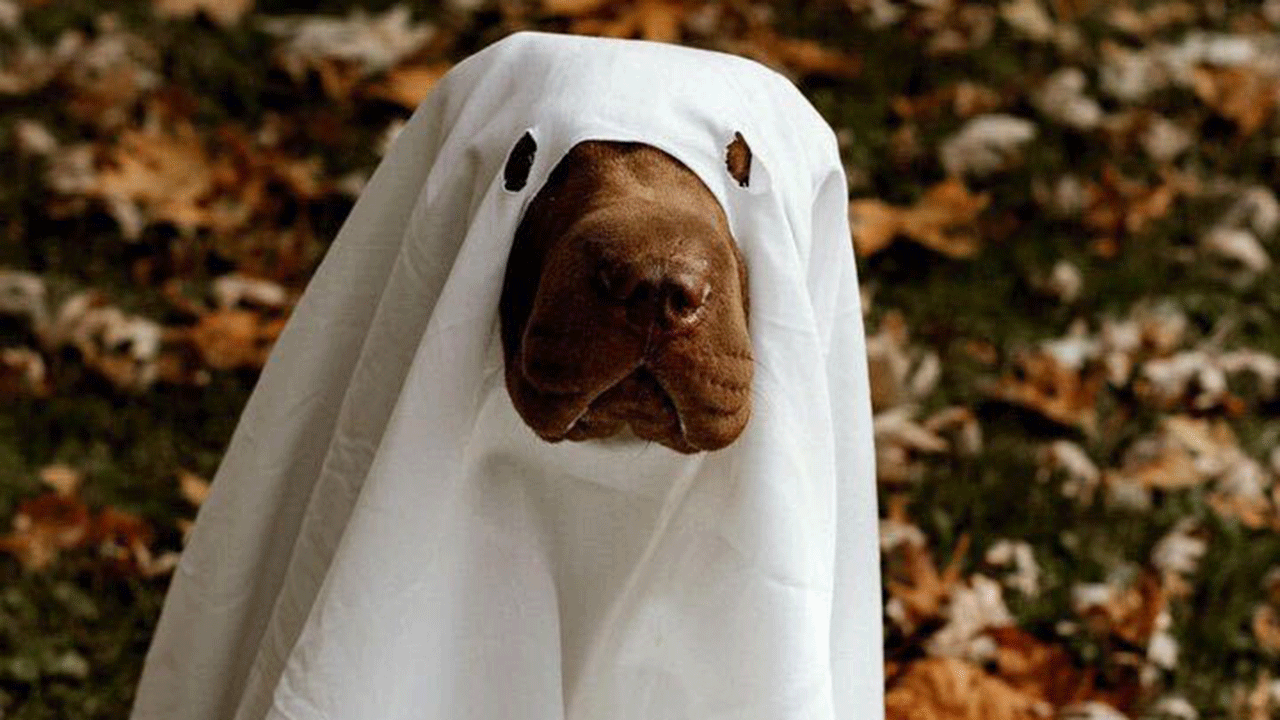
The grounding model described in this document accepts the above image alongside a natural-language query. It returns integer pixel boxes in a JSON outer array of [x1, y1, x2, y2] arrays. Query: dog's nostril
[[663, 278, 710, 324]]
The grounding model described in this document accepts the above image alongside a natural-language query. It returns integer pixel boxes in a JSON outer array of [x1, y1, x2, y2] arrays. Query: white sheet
[[130, 31, 883, 720]]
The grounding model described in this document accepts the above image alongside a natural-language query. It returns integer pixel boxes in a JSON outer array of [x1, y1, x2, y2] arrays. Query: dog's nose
[[596, 258, 711, 332]]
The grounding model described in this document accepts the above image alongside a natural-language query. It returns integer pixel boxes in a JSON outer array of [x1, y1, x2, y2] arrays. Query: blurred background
[[2, 0, 1280, 717]]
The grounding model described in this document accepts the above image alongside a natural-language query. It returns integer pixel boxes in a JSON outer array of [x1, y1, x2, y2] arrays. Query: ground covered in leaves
[[2, 0, 1280, 717]]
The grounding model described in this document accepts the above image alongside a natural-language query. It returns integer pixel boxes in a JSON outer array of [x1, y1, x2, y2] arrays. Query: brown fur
[[499, 141, 753, 453]]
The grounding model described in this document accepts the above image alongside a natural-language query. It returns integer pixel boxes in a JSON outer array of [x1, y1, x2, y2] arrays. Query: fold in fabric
[[131, 31, 884, 720]]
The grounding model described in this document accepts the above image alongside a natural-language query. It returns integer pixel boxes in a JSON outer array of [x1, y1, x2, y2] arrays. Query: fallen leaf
[[1105, 1, 1197, 37], [1253, 605, 1280, 655], [90, 507, 178, 578], [1201, 226, 1271, 277], [885, 534, 969, 633], [939, 114, 1038, 177], [185, 308, 285, 371], [0, 269, 49, 328], [178, 469, 210, 508], [13, 118, 58, 156], [39, 465, 81, 497], [1034, 67, 1104, 130], [364, 61, 451, 109], [210, 273, 290, 310], [1083, 167, 1193, 245], [45, 292, 164, 391], [541, 0, 609, 16], [984, 350, 1101, 432], [0, 493, 92, 571], [867, 310, 940, 411], [1040, 440, 1102, 503], [153, 0, 253, 26], [990, 627, 1097, 706], [1191, 66, 1280, 137], [1058, 702, 1130, 720], [985, 540, 1042, 598], [886, 657, 1051, 720], [0, 347, 50, 398], [1072, 572, 1166, 650], [851, 179, 990, 258], [262, 7, 434, 99], [925, 574, 1014, 663], [1150, 522, 1207, 596], [91, 121, 217, 238], [740, 29, 862, 80]]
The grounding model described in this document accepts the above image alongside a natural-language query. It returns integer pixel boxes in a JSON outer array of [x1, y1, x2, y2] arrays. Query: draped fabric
[[131, 31, 883, 720]]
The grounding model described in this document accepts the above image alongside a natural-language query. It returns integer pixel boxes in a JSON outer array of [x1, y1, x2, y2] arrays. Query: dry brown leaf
[[741, 30, 862, 80], [1238, 670, 1277, 720], [263, 8, 434, 89], [990, 627, 1097, 706], [555, 0, 690, 42], [364, 62, 452, 109], [1051, 0, 1100, 22], [886, 657, 1051, 720], [45, 292, 164, 391], [1074, 572, 1166, 649], [1082, 167, 1193, 246], [1105, 0, 1196, 36], [39, 465, 82, 498], [0, 347, 50, 398], [852, 179, 989, 258], [52, 23, 161, 130], [984, 351, 1101, 432], [1207, 492, 1280, 532], [1253, 605, 1280, 655], [185, 308, 285, 371], [0, 493, 92, 571], [893, 82, 1004, 122], [90, 507, 178, 577], [90, 507, 152, 566], [633, 0, 684, 42], [178, 469, 211, 508], [153, 0, 253, 26], [885, 534, 970, 630], [1191, 66, 1280, 137], [541, 0, 609, 15], [93, 122, 217, 238]]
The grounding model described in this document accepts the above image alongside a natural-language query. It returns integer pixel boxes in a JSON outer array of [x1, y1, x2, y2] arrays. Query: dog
[[499, 136, 755, 454]]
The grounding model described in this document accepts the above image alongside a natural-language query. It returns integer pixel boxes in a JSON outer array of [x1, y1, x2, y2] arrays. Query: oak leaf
[[851, 179, 989, 258], [886, 657, 1051, 720]]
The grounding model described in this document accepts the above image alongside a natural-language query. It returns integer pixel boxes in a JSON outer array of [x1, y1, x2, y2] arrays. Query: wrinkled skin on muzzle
[[499, 140, 753, 454]]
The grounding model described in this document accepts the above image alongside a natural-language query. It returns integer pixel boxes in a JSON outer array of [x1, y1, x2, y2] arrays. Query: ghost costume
[[131, 31, 883, 720]]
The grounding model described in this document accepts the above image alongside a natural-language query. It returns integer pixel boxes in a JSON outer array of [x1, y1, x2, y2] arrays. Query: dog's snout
[[596, 258, 710, 332]]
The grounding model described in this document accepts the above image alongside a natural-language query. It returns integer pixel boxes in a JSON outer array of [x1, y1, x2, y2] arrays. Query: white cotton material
[[130, 31, 883, 720]]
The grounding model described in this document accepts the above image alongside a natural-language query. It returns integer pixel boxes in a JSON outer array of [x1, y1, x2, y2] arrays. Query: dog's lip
[[523, 360, 697, 450]]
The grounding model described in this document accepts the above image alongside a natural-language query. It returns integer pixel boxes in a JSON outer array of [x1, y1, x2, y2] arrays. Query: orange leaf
[[0, 493, 92, 571], [542, 0, 611, 16], [886, 657, 1050, 720], [852, 179, 989, 259], [1191, 66, 1280, 138], [178, 469, 211, 508], [1253, 605, 1280, 655], [983, 351, 1101, 432], [634, 0, 684, 42], [152, 0, 253, 26], [365, 62, 452, 110], [186, 308, 285, 371]]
